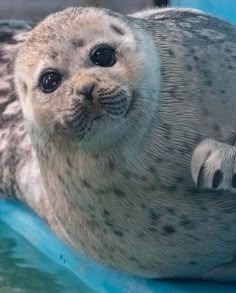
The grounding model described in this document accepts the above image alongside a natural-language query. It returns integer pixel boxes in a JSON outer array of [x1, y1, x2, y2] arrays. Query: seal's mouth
[[62, 91, 133, 140], [63, 110, 102, 140]]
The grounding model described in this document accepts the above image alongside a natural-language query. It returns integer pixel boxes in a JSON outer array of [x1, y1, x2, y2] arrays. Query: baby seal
[[12, 7, 236, 280]]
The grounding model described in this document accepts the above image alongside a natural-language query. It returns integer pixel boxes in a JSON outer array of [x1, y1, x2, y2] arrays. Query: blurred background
[[0, 0, 235, 25], [0, 0, 168, 21]]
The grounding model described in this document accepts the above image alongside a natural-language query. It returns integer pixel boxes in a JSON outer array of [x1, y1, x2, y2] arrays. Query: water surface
[[0, 220, 94, 293]]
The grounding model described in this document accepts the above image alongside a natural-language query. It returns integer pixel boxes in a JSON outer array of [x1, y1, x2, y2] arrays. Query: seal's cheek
[[27, 94, 61, 134], [17, 79, 28, 98], [115, 53, 147, 90]]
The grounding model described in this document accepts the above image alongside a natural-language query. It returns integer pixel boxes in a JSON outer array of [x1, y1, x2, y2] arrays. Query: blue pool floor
[[0, 219, 94, 292]]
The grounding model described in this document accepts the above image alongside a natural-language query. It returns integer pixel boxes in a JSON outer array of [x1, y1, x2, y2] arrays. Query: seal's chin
[[61, 112, 103, 142]]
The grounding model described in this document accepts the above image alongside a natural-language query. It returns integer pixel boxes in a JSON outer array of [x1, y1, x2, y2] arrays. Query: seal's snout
[[71, 76, 103, 118], [74, 77, 97, 102]]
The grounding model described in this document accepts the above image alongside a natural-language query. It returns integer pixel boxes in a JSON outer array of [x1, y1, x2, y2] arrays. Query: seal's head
[[15, 7, 159, 153]]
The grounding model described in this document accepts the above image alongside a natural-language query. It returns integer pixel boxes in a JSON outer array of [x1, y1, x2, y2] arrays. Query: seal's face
[[15, 7, 159, 152]]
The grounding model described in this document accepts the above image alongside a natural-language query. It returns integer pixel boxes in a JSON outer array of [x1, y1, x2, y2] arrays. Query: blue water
[[172, 0, 236, 24]]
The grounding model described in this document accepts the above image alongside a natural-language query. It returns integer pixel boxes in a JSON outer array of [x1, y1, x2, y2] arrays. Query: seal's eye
[[90, 45, 116, 67], [39, 70, 62, 93]]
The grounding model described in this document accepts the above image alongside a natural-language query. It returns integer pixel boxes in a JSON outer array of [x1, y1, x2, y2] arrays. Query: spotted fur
[[4, 7, 236, 281], [0, 22, 71, 242]]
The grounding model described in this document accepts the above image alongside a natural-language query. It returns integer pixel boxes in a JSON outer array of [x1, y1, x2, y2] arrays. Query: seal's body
[[3, 7, 236, 280]]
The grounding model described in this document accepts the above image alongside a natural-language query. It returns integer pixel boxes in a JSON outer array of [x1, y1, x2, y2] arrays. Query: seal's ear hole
[[19, 80, 28, 96]]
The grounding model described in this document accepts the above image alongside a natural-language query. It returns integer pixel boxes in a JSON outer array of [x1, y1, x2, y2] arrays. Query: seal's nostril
[[75, 83, 95, 101]]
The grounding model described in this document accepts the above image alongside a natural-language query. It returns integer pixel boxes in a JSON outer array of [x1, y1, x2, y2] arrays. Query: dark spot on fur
[[180, 215, 195, 229], [162, 225, 176, 235], [57, 174, 65, 184], [176, 177, 184, 183], [167, 49, 175, 57], [128, 256, 138, 262], [108, 159, 115, 171], [201, 206, 207, 211], [193, 55, 199, 61], [162, 123, 171, 140], [155, 157, 163, 163], [103, 208, 113, 227], [205, 79, 213, 86], [212, 169, 223, 188], [81, 179, 91, 188], [103, 209, 110, 216], [104, 219, 113, 227], [93, 153, 100, 160], [149, 165, 156, 174], [169, 85, 178, 98], [141, 203, 147, 209], [113, 230, 123, 237], [50, 51, 58, 59], [228, 65, 233, 70], [66, 157, 72, 168], [221, 89, 226, 94], [187, 65, 192, 71], [232, 173, 236, 188], [213, 123, 220, 132], [189, 261, 197, 265], [165, 185, 178, 192], [71, 38, 84, 48], [167, 207, 176, 215], [223, 226, 230, 231], [147, 184, 157, 191], [148, 208, 160, 226], [110, 24, 125, 35], [113, 188, 125, 197]]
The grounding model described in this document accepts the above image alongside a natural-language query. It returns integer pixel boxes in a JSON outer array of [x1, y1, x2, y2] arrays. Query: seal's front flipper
[[191, 139, 236, 192]]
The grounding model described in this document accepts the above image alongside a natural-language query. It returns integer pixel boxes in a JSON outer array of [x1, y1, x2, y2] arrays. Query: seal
[[3, 7, 236, 281]]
